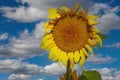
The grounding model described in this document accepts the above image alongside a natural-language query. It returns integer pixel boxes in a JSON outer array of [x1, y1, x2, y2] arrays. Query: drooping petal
[[42, 33, 53, 42], [52, 49, 64, 65], [68, 52, 74, 67], [94, 34, 102, 47], [79, 53, 86, 67], [61, 52, 68, 67], [87, 38, 96, 47], [49, 46, 58, 59], [74, 51, 80, 63], [52, 52, 60, 61], [85, 44, 94, 54], [41, 38, 55, 50], [82, 48, 89, 57]]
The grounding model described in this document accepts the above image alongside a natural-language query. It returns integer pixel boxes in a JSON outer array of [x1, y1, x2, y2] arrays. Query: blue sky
[[0, 0, 120, 80]]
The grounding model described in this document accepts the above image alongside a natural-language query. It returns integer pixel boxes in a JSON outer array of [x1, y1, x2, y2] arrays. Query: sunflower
[[41, 3, 102, 68]]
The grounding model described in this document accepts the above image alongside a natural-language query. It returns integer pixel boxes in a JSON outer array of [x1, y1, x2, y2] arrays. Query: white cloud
[[0, 0, 93, 22], [0, 6, 47, 22], [0, 59, 66, 79], [96, 13, 120, 33], [42, 63, 66, 76], [0, 22, 46, 59], [0, 59, 119, 80], [87, 54, 115, 64], [20, 0, 93, 9], [92, 67, 120, 80], [104, 42, 120, 48], [37, 79, 43, 80], [90, 3, 120, 33], [8, 74, 31, 80], [0, 59, 43, 75], [89, 3, 119, 14], [0, 1, 120, 33], [93, 67, 116, 76], [0, 33, 8, 40]]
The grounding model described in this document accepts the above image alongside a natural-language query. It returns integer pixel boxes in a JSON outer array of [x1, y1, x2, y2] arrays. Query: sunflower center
[[52, 16, 89, 52]]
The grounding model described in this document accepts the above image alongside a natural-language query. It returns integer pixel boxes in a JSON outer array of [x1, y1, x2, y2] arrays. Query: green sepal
[[97, 33, 109, 39]]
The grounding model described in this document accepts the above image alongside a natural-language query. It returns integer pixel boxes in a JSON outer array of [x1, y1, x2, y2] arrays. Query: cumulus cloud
[[0, 22, 46, 59], [90, 3, 120, 33], [8, 74, 31, 80], [20, 0, 93, 9], [104, 42, 120, 48], [0, 6, 47, 22], [0, 33, 8, 40], [42, 63, 66, 76], [0, 59, 119, 80], [87, 54, 116, 64], [0, 1, 119, 33], [0, 0, 93, 22], [0, 59, 66, 79], [0, 59, 43, 75], [92, 67, 120, 80], [37, 78, 44, 80]]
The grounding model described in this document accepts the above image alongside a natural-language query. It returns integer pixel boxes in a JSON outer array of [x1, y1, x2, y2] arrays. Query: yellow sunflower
[[41, 3, 102, 68]]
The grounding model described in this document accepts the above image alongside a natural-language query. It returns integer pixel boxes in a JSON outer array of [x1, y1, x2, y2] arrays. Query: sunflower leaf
[[79, 75, 88, 80], [97, 33, 109, 39], [81, 70, 102, 80]]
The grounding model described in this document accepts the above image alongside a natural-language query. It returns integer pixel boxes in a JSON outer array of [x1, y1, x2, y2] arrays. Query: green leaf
[[81, 70, 102, 80], [79, 75, 88, 80], [97, 33, 109, 39]]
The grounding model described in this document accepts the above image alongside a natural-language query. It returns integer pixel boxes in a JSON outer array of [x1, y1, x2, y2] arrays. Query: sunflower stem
[[66, 59, 71, 80]]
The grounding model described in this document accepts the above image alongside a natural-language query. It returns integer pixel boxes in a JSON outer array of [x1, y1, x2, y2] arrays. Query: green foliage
[[79, 75, 88, 80], [80, 70, 102, 80]]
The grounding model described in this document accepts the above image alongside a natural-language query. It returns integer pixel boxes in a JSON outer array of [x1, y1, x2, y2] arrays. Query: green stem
[[66, 60, 71, 80]]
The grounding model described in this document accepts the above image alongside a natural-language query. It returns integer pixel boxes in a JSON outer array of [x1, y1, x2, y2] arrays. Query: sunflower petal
[[79, 53, 86, 67], [68, 52, 74, 67], [44, 27, 52, 33], [42, 33, 53, 42], [61, 52, 68, 67], [87, 39, 96, 47], [49, 46, 58, 60], [82, 48, 89, 57], [60, 6, 68, 12], [43, 22, 48, 28], [87, 15, 99, 19], [43, 22, 53, 33], [85, 44, 94, 54], [47, 8, 61, 19], [95, 34, 102, 47], [88, 19, 100, 26], [52, 49, 64, 65], [89, 27, 100, 33], [41, 38, 55, 50], [74, 51, 80, 63], [52, 52, 59, 61]]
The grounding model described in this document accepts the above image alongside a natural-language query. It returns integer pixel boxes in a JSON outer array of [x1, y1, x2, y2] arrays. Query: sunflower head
[[41, 3, 103, 68]]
